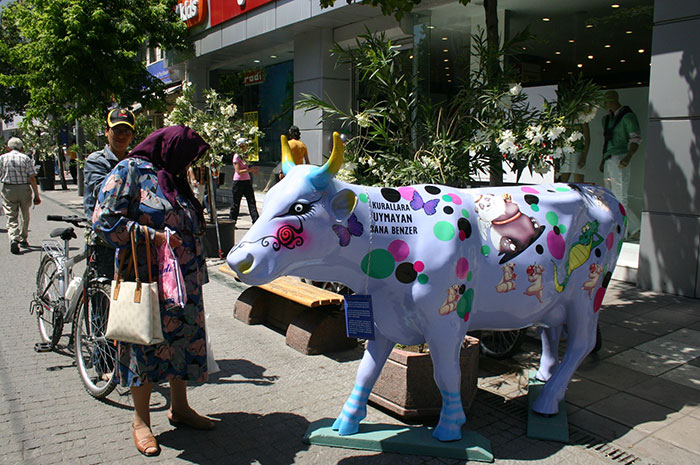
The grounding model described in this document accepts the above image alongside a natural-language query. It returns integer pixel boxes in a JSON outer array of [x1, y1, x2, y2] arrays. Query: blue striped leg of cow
[[332, 384, 371, 435], [433, 390, 466, 441]]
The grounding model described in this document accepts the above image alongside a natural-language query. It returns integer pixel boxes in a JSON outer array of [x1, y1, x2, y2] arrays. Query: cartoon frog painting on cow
[[227, 133, 626, 441]]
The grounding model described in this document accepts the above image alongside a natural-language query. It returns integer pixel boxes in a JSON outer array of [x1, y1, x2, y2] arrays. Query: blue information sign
[[344, 294, 375, 340]]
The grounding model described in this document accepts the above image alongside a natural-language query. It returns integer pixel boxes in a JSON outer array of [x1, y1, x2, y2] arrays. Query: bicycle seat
[[50, 227, 77, 241]]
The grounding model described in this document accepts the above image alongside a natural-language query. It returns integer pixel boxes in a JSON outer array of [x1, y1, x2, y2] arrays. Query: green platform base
[[527, 371, 569, 443], [303, 418, 493, 462]]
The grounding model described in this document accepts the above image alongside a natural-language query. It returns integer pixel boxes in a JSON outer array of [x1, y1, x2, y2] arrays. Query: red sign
[[176, 0, 207, 28], [210, 0, 276, 26], [244, 69, 264, 86]]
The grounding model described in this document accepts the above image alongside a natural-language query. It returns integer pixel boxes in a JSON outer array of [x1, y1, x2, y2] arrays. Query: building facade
[[170, 0, 700, 297]]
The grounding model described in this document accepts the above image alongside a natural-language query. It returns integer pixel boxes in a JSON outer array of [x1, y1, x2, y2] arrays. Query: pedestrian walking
[[0, 137, 41, 254], [93, 126, 215, 457], [228, 137, 259, 226], [83, 107, 135, 277]]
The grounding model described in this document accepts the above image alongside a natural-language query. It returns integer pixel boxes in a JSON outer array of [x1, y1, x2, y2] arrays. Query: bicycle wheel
[[73, 282, 117, 398], [35, 255, 64, 347], [476, 329, 526, 359]]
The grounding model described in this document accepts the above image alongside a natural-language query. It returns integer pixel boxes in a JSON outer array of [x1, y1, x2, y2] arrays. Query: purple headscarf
[[128, 126, 210, 225]]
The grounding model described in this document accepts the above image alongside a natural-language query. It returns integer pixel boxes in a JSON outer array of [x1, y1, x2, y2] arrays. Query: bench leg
[[286, 307, 357, 355], [234, 287, 269, 325]]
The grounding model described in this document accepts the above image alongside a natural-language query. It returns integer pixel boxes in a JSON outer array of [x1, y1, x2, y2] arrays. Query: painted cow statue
[[227, 133, 626, 441]]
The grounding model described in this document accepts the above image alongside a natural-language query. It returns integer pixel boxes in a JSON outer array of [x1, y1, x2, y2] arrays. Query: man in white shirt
[[0, 137, 41, 254]]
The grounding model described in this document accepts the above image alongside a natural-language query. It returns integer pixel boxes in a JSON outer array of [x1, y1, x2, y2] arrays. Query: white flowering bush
[[298, 30, 602, 187], [164, 81, 263, 168]]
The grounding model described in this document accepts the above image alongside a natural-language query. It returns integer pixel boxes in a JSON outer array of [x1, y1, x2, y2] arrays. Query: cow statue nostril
[[236, 254, 254, 274]]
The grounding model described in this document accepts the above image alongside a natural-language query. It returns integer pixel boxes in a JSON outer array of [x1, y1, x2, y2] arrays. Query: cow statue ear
[[330, 189, 357, 222]]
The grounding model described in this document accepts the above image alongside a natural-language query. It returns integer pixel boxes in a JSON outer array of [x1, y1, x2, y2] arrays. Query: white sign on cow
[[227, 133, 626, 441]]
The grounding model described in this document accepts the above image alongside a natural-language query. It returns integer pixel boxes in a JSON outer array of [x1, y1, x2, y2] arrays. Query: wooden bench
[[218, 266, 357, 355]]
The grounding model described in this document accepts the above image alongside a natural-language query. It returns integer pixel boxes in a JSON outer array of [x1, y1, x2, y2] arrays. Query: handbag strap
[[143, 225, 153, 283], [114, 226, 155, 286]]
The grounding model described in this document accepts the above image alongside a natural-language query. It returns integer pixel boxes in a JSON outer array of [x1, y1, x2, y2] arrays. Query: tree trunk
[[56, 145, 68, 190], [484, 0, 503, 186]]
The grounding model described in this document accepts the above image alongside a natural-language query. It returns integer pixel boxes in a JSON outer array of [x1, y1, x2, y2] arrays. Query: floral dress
[[93, 158, 209, 386]]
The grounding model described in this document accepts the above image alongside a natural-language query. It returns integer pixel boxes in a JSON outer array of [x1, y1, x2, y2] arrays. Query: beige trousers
[[1, 183, 32, 244]]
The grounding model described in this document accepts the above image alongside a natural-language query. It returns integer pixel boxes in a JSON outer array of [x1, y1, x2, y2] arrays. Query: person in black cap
[[83, 107, 135, 277]]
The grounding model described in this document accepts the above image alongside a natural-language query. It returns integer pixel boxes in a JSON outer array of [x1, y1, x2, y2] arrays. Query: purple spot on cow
[[449, 193, 462, 205], [547, 230, 566, 260], [388, 239, 410, 262], [522, 186, 539, 194], [397, 186, 416, 201], [417, 274, 429, 284], [360, 249, 395, 279], [414, 261, 425, 272], [395, 262, 418, 284], [456, 257, 469, 280], [425, 186, 441, 195], [381, 188, 401, 203]]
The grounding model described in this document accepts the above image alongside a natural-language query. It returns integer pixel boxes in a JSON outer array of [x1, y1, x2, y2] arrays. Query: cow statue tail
[[552, 259, 568, 293]]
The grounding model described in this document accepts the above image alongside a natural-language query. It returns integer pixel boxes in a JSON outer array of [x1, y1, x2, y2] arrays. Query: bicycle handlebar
[[46, 215, 88, 227]]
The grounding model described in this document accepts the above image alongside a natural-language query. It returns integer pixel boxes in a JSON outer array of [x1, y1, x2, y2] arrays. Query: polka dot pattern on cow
[[425, 186, 441, 195], [395, 262, 417, 284], [434, 221, 455, 241], [360, 249, 395, 279], [457, 218, 471, 241], [524, 194, 540, 212], [380, 188, 401, 203], [388, 239, 410, 262], [456, 257, 469, 279]]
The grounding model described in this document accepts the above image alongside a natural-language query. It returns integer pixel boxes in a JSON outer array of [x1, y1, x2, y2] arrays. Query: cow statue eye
[[287, 202, 312, 216]]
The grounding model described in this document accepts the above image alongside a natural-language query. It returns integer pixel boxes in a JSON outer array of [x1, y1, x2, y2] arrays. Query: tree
[[0, 0, 188, 126]]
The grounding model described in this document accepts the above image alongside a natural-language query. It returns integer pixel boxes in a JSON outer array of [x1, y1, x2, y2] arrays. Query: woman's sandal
[[132, 424, 160, 456], [168, 410, 215, 430]]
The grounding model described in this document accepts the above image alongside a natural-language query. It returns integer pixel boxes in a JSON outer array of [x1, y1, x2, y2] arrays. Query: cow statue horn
[[308, 131, 344, 190], [281, 135, 296, 175]]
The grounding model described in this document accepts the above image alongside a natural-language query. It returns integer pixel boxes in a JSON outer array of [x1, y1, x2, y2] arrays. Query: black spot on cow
[[425, 186, 441, 195], [601, 271, 612, 288], [536, 244, 544, 254], [443, 206, 454, 215], [457, 218, 472, 239], [381, 188, 401, 203], [595, 248, 602, 258], [554, 225, 560, 235], [395, 262, 417, 284], [459, 285, 466, 294], [524, 194, 540, 206]]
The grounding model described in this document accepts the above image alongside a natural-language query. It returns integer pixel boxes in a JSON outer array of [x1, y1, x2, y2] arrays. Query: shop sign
[[210, 0, 275, 26], [175, 0, 207, 28], [147, 60, 172, 84], [244, 69, 264, 86]]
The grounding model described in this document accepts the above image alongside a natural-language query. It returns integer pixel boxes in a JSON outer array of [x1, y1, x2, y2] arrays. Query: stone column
[[638, 1, 700, 296], [293, 29, 351, 164]]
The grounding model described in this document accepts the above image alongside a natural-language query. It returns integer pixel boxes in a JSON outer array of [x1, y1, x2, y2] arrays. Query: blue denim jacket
[[83, 145, 120, 221]]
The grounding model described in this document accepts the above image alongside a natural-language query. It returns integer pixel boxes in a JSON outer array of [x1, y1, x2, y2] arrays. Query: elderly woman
[[93, 126, 214, 456]]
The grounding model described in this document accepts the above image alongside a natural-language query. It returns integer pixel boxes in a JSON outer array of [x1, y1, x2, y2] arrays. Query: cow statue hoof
[[433, 420, 465, 442], [332, 415, 361, 436], [532, 395, 560, 416]]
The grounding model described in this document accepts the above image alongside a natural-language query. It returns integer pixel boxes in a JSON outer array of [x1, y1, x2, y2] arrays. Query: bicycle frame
[[38, 237, 88, 322]]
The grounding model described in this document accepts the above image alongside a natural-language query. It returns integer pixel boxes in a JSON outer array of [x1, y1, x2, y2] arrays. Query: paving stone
[[607, 348, 685, 375]]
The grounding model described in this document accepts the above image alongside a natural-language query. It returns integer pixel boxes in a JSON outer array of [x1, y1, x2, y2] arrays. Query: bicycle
[[30, 214, 118, 399]]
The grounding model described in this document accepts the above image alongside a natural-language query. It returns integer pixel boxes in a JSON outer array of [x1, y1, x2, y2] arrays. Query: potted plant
[[369, 336, 480, 419], [164, 82, 263, 257]]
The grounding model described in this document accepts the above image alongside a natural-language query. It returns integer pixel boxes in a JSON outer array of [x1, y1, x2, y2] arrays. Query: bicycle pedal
[[34, 342, 53, 353]]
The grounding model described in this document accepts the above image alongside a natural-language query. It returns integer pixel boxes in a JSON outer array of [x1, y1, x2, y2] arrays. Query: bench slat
[[217, 265, 345, 307]]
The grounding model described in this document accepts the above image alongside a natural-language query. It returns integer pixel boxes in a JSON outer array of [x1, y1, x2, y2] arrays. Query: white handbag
[[106, 226, 164, 345]]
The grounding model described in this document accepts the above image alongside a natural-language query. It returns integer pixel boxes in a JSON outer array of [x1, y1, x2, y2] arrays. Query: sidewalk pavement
[[0, 183, 698, 465]]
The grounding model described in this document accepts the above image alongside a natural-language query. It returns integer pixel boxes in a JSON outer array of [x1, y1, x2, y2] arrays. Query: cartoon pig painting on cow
[[227, 133, 626, 441]]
